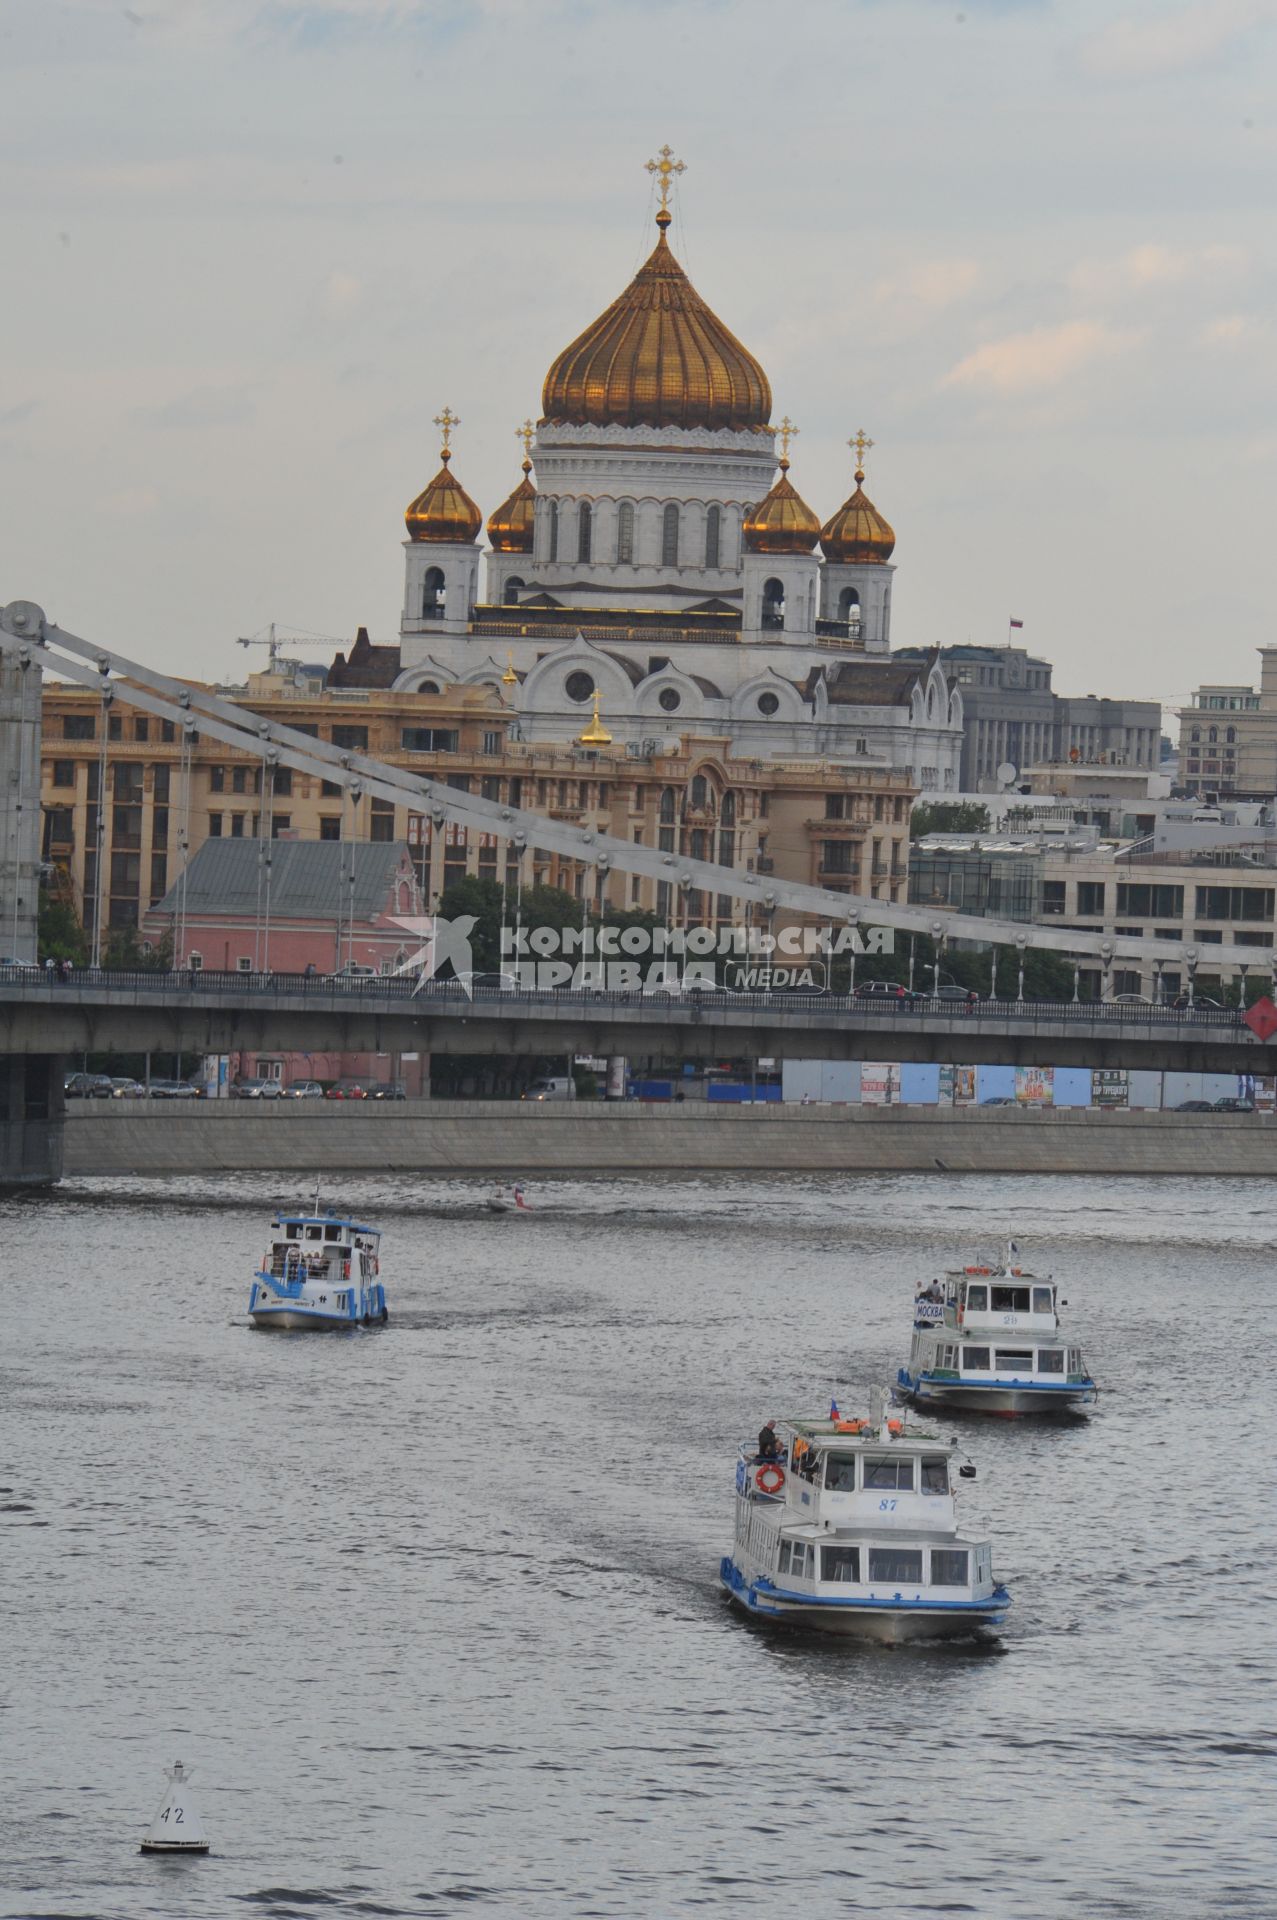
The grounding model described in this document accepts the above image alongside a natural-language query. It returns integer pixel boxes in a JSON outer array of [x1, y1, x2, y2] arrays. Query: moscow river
[[2, 1171, 1273, 1919]]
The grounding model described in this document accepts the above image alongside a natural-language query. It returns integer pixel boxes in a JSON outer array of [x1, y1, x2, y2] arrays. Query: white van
[[521, 1077, 577, 1102]]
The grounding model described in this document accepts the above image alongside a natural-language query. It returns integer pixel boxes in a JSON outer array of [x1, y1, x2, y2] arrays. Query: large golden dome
[[742, 457, 821, 554], [821, 463, 895, 564], [405, 446, 482, 545], [541, 209, 772, 433], [486, 456, 536, 553]]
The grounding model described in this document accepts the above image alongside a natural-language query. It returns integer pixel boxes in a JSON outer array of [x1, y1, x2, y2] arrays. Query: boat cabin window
[[824, 1457, 857, 1493], [869, 1547, 922, 1584], [920, 1456, 949, 1494], [991, 1286, 1031, 1312], [965, 1284, 988, 1311], [284, 1223, 299, 1239], [1037, 1349, 1064, 1373], [304, 1226, 322, 1241], [930, 1548, 968, 1586], [1068, 1348, 1082, 1372], [779, 1540, 812, 1577], [324, 1224, 342, 1242], [1032, 1286, 1053, 1314], [864, 1456, 914, 1492], [821, 1545, 860, 1583], [961, 1347, 990, 1371], [995, 1349, 1033, 1370]]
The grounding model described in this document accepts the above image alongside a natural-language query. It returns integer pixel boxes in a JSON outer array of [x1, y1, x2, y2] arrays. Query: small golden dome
[[821, 451, 895, 564], [742, 457, 821, 555], [577, 689, 612, 746], [541, 208, 771, 433], [406, 414, 482, 544], [487, 459, 536, 553]]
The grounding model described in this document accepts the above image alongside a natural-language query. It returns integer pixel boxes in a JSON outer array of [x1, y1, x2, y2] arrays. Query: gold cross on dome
[[516, 418, 535, 462], [850, 428, 874, 473], [434, 406, 460, 450], [777, 415, 799, 462], [644, 143, 686, 211]]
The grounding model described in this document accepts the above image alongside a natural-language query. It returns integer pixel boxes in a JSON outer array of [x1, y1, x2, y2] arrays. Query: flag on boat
[[1009, 617, 1024, 629], [829, 1397, 840, 1420]]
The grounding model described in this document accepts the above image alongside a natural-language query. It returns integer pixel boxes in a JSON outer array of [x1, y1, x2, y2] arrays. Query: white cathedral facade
[[360, 173, 962, 791]]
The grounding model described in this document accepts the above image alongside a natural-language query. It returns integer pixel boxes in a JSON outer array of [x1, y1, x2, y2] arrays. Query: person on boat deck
[[757, 1420, 782, 1461]]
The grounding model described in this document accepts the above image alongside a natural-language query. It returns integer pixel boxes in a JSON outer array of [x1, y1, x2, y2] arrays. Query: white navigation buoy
[[139, 1760, 210, 1854]]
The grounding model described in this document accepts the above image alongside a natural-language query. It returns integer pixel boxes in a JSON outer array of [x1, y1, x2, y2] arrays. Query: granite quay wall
[[63, 1101, 1277, 1178]]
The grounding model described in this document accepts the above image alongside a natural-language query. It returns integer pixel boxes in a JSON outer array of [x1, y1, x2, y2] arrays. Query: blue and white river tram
[[249, 1209, 387, 1331], [897, 1253, 1096, 1417], [720, 1395, 1010, 1644]]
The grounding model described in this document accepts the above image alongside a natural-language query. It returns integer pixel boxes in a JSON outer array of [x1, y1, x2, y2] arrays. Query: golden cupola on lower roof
[[821, 431, 896, 564], [487, 423, 537, 553], [742, 419, 820, 554], [405, 407, 483, 545], [541, 207, 772, 433]]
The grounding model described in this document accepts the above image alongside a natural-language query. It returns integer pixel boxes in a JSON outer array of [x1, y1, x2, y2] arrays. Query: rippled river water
[[2, 1171, 1274, 1919]]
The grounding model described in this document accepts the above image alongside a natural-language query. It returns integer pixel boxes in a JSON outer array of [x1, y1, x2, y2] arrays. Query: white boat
[[486, 1183, 532, 1214], [249, 1208, 387, 1330], [720, 1394, 1010, 1644], [897, 1250, 1097, 1417]]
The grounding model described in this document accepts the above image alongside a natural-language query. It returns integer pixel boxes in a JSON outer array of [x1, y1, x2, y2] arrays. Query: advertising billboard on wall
[[1092, 1068, 1129, 1108], [860, 1063, 899, 1106], [1016, 1066, 1054, 1105]]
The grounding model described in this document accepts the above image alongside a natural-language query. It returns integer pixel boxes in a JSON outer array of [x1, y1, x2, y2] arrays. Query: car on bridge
[[1213, 1096, 1255, 1112], [147, 1079, 204, 1099], [325, 1079, 369, 1099], [281, 1080, 325, 1099], [853, 980, 917, 1004], [64, 1071, 114, 1098]]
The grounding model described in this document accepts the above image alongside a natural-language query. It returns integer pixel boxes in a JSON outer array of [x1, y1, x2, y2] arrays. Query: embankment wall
[[63, 1102, 1277, 1177]]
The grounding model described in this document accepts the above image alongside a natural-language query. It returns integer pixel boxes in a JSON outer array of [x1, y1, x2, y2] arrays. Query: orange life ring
[[834, 1419, 868, 1434], [755, 1463, 786, 1495], [887, 1417, 904, 1436]]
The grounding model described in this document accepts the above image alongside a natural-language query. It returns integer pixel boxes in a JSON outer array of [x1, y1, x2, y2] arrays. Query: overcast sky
[[4, 0, 1275, 725]]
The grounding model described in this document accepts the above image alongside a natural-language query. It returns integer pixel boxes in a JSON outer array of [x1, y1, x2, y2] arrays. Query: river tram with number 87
[[720, 1395, 1010, 1644], [896, 1253, 1097, 1418]]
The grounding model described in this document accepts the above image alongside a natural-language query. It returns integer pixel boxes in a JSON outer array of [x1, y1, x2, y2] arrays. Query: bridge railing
[[0, 966, 1251, 1028]]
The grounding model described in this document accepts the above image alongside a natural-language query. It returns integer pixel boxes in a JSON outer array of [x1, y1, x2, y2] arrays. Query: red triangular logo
[[1244, 996, 1277, 1042]]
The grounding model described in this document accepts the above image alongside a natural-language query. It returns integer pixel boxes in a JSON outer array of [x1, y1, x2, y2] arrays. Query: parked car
[[325, 1079, 369, 1099], [366, 1081, 407, 1100], [281, 1080, 325, 1099], [930, 984, 979, 1008], [1213, 1096, 1255, 1112], [521, 1077, 577, 1102], [853, 980, 916, 1003], [0, 956, 41, 973], [108, 1077, 146, 1099], [229, 1077, 283, 1100], [1108, 994, 1153, 1006], [64, 1071, 114, 1099], [324, 963, 380, 981], [1174, 1100, 1215, 1112], [148, 1079, 203, 1099], [1172, 993, 1225, 1011]]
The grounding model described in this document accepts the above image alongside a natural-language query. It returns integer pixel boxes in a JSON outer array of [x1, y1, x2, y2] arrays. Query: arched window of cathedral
[[616, 501, 635, 565], [547, 500, 559, 562], [1190, 727, 1200, 743], [417, 679, 440, 694], [659, 786, 676, 824], [662, 503, 680, 567], [503, 577, 524, 606], [721, 790, 736, 826], [690, 773, 708, 809], [705, 505, 721, 569], [1208, 726, 1218, 743], [422, 568, 445, 618], [1226, 725, 1237, 743], [762, 579, 785, 630], [659, 687, 681, 712], [757, 691, 780, 716], [838, 587, 860, 627], [578, 502, 593, 563], [565, 671, 595, 704]]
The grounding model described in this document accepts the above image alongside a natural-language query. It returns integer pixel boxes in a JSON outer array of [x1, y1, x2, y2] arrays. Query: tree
[[37, 887, 87, 965], [102, 923, 174, 972], [910, 801, 992, 839]]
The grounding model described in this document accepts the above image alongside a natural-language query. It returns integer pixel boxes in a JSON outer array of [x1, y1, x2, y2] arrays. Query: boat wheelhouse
[[897, 1258, 1096, 1417], [720, 1399, 1010, 1644], [249, 1211, 387, 1331]]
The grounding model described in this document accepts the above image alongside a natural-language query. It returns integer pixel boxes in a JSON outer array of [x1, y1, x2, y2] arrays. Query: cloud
[[1077, 0, 1277, 78], [1069, 242, 1246, 300], [101, 485, 162, 517], [942, 320, 1139, 395], [1200, 313, 1266, 346], [872, 258, 979, 312], [132, 385, 258, 430]]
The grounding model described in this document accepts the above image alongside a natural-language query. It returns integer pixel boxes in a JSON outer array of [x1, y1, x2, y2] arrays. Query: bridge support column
[[0, 1054, 65, 1187]]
